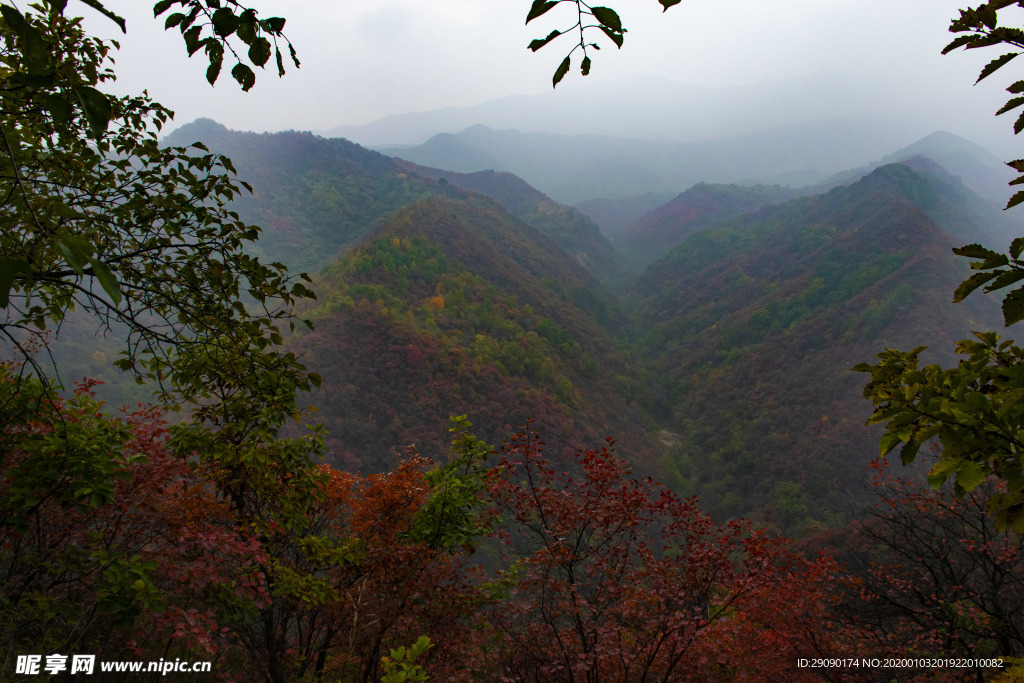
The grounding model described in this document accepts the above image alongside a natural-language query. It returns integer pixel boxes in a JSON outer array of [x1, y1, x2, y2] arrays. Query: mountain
[[162, 119, 622, 282], [617, 183, 806, 268], [382, 120, 922, 205], [324, 74, 928, 148], [606, 130, 1024, 270], [391, 162, 626, 285], [137, 120, 1021, 534], [163, 118, 441, 273], [574, 192, 674, 240], [290, 195, 656, 472], [821, 131, 1016, 207], [628, 162, 1007, 532]]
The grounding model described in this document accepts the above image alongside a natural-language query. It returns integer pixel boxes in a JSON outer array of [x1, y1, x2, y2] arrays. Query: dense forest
[[3, 1, 1024, 681]]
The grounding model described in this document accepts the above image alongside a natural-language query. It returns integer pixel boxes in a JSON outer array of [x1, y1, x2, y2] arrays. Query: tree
[[0, 365, 271, 667], [1, 3, 316, 406], [2, 7, 331, 679], [482, 428, 842, 681], [841, 458, 1024, 679], [856, 0, 1024, 531]]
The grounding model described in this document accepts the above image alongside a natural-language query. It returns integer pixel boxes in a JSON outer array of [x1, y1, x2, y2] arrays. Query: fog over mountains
[[323, 73, 989, 147], [313, 74, 1014, 208]]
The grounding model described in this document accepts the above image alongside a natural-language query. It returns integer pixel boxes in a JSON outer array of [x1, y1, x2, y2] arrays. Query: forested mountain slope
[[290, 195, 656, 472], [629, 162, 1006, 531], [163, 118, 438, 273], [618, 183, 805, 268], [391, 162, 625, 284], [163, 119, 620, 282]]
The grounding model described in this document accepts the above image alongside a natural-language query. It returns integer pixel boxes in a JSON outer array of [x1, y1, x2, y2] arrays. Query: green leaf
[[526, 0, 559, 24], [73, 86, 113, 137], [976, 52, 1019, 84], [206, 55, 222, 85], [263, 17, 286, 33], [552, 55, 570, 88], [954, 243, 1001, 261], [1007, 189, 1024, 210], [56, 236, 93, 273], [153, 0, 176, 17], [1002, 287, 1024, 325], [581, 55, 591, 76], [248, 37, 272, 67], [927, 458, 958, 488], [183, 26, 203, 54], [599, 25, 624, 48], [956, 460, 987, 491], [967, 34, 1003, 50], [953, 271, 998, 302], [41, 93, 72, 125], [529, 30, 561, 52], [997, 96, 1024, 115], [1010, 236, 1024, 259], [898, 439, 921, 466], [986, 269, 1024, 292], [1, 6, 51, 76], [659, 0, 682, 9], [212, 7, 239, 37], [0, 260, 32, 308], [77, 0, 126, 32], [942, 34, 976, 54], [591, 7, 622, 32], [11, 73, 55, 89], [89, 258, 122, 306], [879, 432, 902, 457], [232, 63, 256, 91], [165, 13, 187, 29], [275, 47, 285, 77]]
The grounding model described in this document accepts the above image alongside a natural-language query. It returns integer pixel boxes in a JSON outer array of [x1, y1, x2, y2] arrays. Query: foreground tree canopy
[[857, 0, 1024, 533]]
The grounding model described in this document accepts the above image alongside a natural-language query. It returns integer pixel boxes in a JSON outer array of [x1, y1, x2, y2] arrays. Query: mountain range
[[325, 74, 941, 148], [122, 121, 1019, 532]]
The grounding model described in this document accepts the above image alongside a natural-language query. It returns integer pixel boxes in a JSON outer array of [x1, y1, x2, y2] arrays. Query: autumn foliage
[[1, 366, 1019, 681], [482, 430, 842, 681]]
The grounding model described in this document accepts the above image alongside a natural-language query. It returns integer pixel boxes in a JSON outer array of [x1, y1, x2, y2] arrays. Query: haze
[[85, 1, 1022, 153]]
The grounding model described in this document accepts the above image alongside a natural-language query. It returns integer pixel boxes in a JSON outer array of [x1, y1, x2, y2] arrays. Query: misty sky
[[81, 1, 1023, 151]]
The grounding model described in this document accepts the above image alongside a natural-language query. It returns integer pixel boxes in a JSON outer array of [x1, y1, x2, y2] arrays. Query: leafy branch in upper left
[[1, 1, 318, 407]]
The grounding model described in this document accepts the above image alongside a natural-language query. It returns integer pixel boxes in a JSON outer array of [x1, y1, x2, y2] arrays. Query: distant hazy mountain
[[821, 130, 1016, 206], [629, 162, 1006, 529], [324, 74, 924, 148], [574, 193, 674, 240], [381, 119, 922, 205]]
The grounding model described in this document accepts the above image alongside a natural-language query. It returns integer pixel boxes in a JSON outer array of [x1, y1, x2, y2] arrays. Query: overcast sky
[[79, 1, 1022, 151]]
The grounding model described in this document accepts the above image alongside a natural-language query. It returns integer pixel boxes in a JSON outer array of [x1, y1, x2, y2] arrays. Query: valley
[[154, 120, 1015, 533]]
